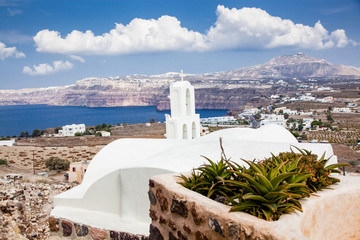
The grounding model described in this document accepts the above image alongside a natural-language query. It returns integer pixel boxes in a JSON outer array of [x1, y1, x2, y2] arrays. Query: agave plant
[[178, 141, 348, 221], [226, 159, 311, 221]]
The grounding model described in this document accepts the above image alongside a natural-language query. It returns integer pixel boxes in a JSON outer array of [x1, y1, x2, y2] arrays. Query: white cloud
[[22, 60, 73, 76], [0, 41, 25, 60], [33, 6, 353, 55], [69, 55, 85, 63], [34, 16, 204, 55], [207, 6, 351, 50]]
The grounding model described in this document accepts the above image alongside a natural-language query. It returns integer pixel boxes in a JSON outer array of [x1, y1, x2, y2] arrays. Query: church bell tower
[[165, 70, 200, 139]]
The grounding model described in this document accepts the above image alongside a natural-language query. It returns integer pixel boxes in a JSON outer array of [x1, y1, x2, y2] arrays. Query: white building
[[273, 107, 298, 115], [58, 124, 86, 136], [260, 114, 286, 127], [317, 87, 333, 91], [0, 139, 15, 146], [97, 131, 111, 137], [299, 95, 316, 101], [283, 108, 298, 115], [200, 116, 237, 124], [302, 118, 315, 129], [239, 108, 260, 116], [270, 94, 280, 99], [51, 125, 338, 236], [165, 73, 200, 139], [333, 108, 351, 113]]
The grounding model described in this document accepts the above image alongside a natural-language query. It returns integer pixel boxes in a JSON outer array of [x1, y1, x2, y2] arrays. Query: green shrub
[[290, 147, 346, 192], [0, 159, 8, 165], [179, 143, 348, 221], [45, 157, 70, 171]]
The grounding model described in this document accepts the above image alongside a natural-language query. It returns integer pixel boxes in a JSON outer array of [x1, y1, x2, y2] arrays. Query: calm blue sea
[[0, 105, 228, 137]]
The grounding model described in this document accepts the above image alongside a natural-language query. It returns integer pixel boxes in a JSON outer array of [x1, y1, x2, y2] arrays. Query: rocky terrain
[[0, 176, 77, 240], [1, 53, 359, 110]]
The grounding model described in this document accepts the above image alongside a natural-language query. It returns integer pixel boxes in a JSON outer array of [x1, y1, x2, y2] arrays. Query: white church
[[51, 72, 338, 236], [165, 70, 200, 139]]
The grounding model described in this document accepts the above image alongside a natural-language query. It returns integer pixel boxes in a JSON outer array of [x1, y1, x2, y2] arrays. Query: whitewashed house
[[299, 95, 316, 102], [0, 139, 15, 146], [239, 108, 260, 117], [58, 124, 86, 136], [333, 108, 351, 113], [98, 131, 111, 137], [302, 118, 315, 129], [283, 108, 298, 115], [260, 114, 285, 127], [200, 116, 237, 125]]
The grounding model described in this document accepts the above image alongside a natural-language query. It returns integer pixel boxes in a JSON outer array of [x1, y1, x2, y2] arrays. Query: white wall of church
[[51, 125, 338, 235], [166, 80, 200, 139]]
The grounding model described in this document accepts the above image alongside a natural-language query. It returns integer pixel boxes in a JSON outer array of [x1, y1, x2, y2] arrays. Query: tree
[[149, 118, 156, 123], [254, 113, 261, 120], [326, 111, 334, 122], [45, 157, 70, 171], [284, 113, 289, 119], [311, 120, 318, 127], [54, 126, 61, 134], [31, 129, 42, 138], [20, 131, 30, 138]]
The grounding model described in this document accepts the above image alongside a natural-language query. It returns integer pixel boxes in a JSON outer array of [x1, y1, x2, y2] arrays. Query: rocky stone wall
[[49, 217, 149, 240], [0, 177, 76, 240], [148, 174, 283, 240], [148, 174, 360, 240]]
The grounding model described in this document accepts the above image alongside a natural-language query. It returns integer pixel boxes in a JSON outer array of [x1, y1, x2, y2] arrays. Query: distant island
[[1, 53, 360, 110]]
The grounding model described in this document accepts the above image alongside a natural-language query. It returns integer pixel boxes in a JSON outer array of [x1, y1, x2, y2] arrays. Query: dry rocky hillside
[[1, 53, 359, 110]]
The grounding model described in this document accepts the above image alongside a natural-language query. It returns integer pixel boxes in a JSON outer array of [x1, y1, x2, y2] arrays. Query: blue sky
[[0, 0, 359, 89]]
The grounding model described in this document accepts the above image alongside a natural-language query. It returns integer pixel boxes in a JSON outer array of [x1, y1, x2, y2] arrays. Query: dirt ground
[[0, 123, 166, 177], [15, 122, 166, 147], [332, 143, 360, 173]]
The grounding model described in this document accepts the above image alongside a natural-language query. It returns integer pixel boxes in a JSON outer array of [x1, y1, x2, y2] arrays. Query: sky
[[0, 0, 359, 89]]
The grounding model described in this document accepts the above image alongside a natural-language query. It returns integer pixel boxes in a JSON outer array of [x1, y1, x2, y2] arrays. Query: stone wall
[[49, 217, 149, 240], [148, 173, 360, 240], [148, 174, 283, 240]]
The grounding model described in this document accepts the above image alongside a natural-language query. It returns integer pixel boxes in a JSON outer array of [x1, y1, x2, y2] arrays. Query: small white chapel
[[51, 71, 338, 236], [165, 70, 200, 139]]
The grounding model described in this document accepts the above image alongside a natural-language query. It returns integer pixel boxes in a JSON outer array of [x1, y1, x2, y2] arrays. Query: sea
[[0, 105, 228, 137]]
